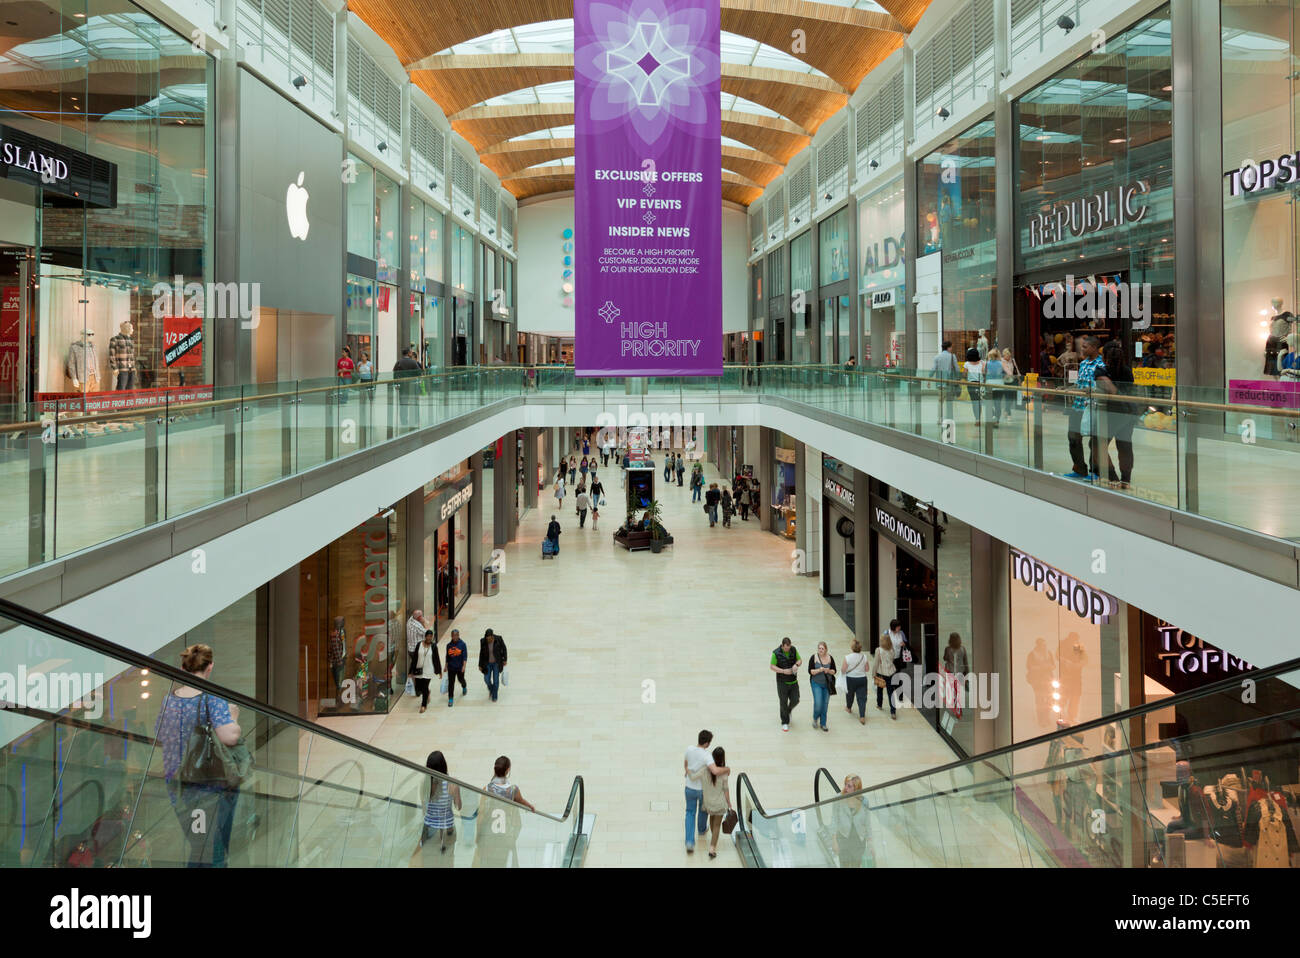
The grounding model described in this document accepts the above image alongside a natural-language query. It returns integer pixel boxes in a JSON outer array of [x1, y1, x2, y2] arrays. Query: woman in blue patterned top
[[153, 644, 242, 867], [414, 750, 461, 864]]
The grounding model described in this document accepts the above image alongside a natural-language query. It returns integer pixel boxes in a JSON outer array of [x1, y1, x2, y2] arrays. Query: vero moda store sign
[[574, 0, 721, 376]]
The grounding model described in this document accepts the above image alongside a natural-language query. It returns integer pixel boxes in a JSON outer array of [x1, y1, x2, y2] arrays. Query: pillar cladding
[[853, 468, 873, 653], [469, 452, 484, 599], [524, 429, 538, 509]]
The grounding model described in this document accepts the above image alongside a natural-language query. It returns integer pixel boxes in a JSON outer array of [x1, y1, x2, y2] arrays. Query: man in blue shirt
[[1065, 335, 1115, 480]]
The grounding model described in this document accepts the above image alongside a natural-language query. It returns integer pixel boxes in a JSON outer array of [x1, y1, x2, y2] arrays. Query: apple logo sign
[[286, 171, 310, 240]]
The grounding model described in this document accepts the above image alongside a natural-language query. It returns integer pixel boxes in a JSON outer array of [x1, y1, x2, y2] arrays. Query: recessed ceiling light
[[1108, 138, 1124, 144]]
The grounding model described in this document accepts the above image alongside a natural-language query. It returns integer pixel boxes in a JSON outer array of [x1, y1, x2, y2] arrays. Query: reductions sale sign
[[575, 0, 721, 376]]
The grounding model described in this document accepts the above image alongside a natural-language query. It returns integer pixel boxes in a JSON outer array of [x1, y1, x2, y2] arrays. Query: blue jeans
[[811, 682, 830, 728], [483, 662, 500, 701], [684, 787, 707, 847], [707, 505, 718, 524], [692, 485, 702, 502]]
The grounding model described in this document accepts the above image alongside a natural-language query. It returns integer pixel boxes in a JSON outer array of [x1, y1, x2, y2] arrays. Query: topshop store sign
[[1224, 153, 1300, 196], [1010, 550, 1116, 626]]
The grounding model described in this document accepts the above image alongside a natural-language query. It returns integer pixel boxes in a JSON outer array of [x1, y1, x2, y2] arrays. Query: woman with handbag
[[154, 643, 244, 867], [873, 633, 899, 720], [700, 746, 734, 859], [808, 642, 838, 732], [833, 775, 874, 867], [842, 639, 871, 726], [412, 630, 440, 713], [998, 349, 1021, 420]]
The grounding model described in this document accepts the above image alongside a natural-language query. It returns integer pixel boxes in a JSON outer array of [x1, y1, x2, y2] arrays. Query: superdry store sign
[[0, 123, 117, 207], [1009, 550, 1116, 625]]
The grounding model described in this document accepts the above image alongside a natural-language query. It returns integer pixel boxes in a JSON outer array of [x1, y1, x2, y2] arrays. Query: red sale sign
[[163, 316, 203, 367], [0, 287, 19, 400]]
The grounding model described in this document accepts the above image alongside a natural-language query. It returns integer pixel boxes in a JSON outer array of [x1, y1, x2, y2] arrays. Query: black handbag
[[179, 694, 251, 789]]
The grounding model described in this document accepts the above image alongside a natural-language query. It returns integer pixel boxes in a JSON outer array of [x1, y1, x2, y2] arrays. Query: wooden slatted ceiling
[[721, 145, 784, 187], [455, 104, 810, 164], [352, 0, 908, 89], [411, 54, 846, 135], [480, 138, 576, 178]]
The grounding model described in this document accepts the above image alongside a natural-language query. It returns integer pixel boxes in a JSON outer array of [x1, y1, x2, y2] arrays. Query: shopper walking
[[873, 634, 898, 720], [444, 628, 468, 706], [691, 469, 705, 503], [998, 349, 1021, 421], [964, 347, 986, 426], [684, 730, 729, 854], [554, 475, 565, 508], [720, 488, 734, 528], [676, 454, 685, 487], [575, 485, 591, 528], [413, 750, 461, 860], [394, 347, 422, 427], [738, 484, 750, 520], [808, 642, 837, 732], [487, 756, 535, 812], [664, 453, 673, 483], [546, 514, 562, 555], [700, 746, 733, 859], [478, 629, 507, 702], [1100, 338, 1135, 489], [411, 630, 440, 713], [569, 457, 577, 486], [475, 756, 534, 867], [984, 349, 1004, 427], [579, 456, 589, 484], [931, 340, 959, 426], [704, 483, 721, 527], [770, 637, 802, 731], [842, 639, 870, 725], [589, 475, 605, 510], [405, 609, 427, 681], [1064, 334, 1111, 481], [154, 644, 244, 867]]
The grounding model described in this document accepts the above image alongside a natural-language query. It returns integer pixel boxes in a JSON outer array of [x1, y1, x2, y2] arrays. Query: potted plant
[[647, 499, 666, 553]]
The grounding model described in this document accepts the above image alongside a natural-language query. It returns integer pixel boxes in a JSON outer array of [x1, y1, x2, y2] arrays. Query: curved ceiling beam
[[721, 145, 784, 187], [349, 0, 910, 78], [414, 54, 844, 132], [722, 169, 760, 190]]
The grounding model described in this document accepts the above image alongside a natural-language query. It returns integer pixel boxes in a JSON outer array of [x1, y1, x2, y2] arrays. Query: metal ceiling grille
[[412, 109, 445, 174], [816, 124, 849, 189]]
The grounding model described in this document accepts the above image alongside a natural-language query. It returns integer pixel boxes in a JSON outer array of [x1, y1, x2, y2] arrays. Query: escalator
[[0, 598, 592, 868], [733, 654, 1300, 868]]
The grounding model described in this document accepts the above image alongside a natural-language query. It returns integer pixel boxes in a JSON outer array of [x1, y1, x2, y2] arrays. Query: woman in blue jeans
[[841, 639, 871, 725], [808, 642, 837, 731]]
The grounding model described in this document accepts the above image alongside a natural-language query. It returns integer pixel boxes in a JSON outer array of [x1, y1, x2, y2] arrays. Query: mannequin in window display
[[108, 321, 137, 390], [66, 331, 98, 392], [327, 616, 347, 697], [1203, 774, 1248, 868], [976, 329, 989, 361], [1265, 299, 1294, 378], [1057, 634, 1087, 724], [1025, 637, 1057, 729], [1243, 785, 1297, 868]]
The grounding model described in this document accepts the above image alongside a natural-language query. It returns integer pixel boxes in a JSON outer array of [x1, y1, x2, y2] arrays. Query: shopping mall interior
[[0, 0, 1298, 891]]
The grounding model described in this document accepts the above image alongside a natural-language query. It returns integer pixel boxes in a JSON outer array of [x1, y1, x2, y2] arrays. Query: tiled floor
[[324, 452, 965, 867]]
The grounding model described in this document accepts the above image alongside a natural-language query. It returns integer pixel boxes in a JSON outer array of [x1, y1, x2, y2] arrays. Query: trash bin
[[482, 564, 500, 597]]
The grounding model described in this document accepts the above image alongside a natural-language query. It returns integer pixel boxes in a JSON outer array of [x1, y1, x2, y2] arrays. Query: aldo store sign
[[0, 123, 117, 207], [1026, 180, 1150, 248]]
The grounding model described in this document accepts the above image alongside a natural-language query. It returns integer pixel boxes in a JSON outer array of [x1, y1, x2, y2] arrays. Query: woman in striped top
[[417, 750, 461, 860]]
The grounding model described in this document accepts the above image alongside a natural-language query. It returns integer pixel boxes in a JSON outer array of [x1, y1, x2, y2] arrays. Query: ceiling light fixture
[[937, 107, 950, 120], [292, 75, 307, 89], [1057, 15, 1075, 33], [869, 159, 879, 170], [377, 141, 388, 152], [429, 181, 438, 191]]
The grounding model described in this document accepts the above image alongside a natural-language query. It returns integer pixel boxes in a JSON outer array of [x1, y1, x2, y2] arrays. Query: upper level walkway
[[1, 365, 1296, 666]]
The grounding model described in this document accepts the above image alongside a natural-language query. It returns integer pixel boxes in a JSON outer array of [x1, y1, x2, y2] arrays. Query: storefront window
[[345, 273, 375, 367], [790, 230, 812, 297], [0, 2, 214, 410], [377, 282, 398, 369], [1015, 6, 1174, 380], [425, 207, 445, 286], [376, 173, 400, 284], [347, 154, 375, 259], [771, 431, 797, 536], [409, 198, 426, 293], [917, 119, 997, 358], [858, 177, 906, 367], [423, 294, 441, 368], [452, 224, 475, 293], [1222, 0, 1300, 419], [818, 208, 851, 286]]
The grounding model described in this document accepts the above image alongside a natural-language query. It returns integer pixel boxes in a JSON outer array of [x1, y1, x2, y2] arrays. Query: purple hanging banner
[[574, 0, 721, 376]]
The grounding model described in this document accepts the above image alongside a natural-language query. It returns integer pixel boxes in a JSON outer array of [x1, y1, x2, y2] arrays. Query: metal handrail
[[812, 767, 841, 804], [735, 651, 1300, 827], [0, 597, 586, 829]]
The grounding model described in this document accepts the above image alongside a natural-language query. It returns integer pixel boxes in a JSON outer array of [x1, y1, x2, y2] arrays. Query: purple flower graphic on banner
[[576, 0, 720, 146]]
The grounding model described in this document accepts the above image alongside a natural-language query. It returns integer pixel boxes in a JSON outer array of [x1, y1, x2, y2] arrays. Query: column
[[970, 530, 1013, 758], [756, 426, 772, 532], [263, 569, 301, 864], [494, 434, 516, 548], [794, 441, 808, 563], [993, 0, 1015, 354], [469, 452, 484, 595], [523, 429, 538, 510], [405, 487, 424, 625], [852, 468, 873, 652], [848, 194, 861, 363], [902, 42, 919, 369]]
